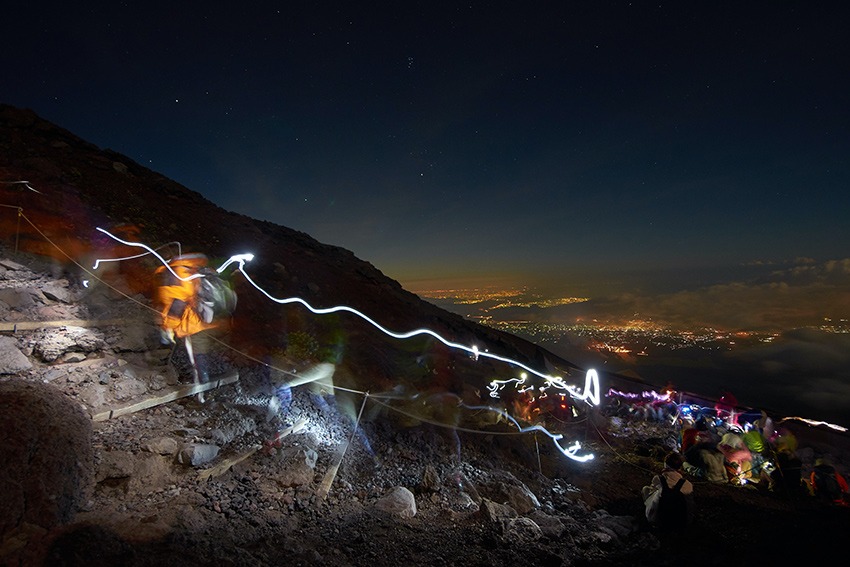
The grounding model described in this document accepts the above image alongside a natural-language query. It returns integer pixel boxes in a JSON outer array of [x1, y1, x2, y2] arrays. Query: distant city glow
[[415, 286, 589, 310]]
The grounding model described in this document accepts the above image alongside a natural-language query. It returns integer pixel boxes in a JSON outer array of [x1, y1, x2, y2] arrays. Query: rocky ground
[[2, 248, 850, 567]]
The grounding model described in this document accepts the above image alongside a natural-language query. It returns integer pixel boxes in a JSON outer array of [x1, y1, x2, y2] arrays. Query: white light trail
[[487, 373, 528, 398], [780, 417, 847, 433], [461, 403, 594, 462], [94, 228, 204, 281], [1, 180, 41, 193], [489, 369, 600, 407], [91, 240, 184, 270], [216, 253, 254, 273], [94, 227, 603, 461]]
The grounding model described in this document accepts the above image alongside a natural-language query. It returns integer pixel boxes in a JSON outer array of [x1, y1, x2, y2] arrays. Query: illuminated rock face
[[0, 379, 93, 534]]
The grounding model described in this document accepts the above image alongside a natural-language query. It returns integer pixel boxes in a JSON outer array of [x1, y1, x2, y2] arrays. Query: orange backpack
[[154, 254, 215, 339]]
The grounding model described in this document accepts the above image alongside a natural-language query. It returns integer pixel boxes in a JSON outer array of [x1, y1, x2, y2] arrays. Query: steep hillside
[[0, 103, 588, 395]]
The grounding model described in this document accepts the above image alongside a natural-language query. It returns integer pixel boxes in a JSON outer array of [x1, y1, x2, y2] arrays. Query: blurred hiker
[[714, 391, 739, 426], [810, 458, 849, 505], [642, 451, 695, 531], [755, 410, 775, 441], [682, 417, 713, 455], [682, 418, 726, 482], [154, 253, 236, 402], [741, 424, 773, 487], [262, 354, 294, 429], [717, 431, 753, 485], [769, 428, 803, 496]]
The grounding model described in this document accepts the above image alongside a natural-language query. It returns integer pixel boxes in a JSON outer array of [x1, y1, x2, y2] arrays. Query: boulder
[[374, 486, 417, 518], [176, 443, 220, 467], [0, 379, 93, 534]]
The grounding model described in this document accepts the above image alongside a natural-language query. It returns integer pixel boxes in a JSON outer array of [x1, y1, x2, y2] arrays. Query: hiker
[[682, 418, 726, 481], [717, 431, 753, 485], [260, 353, 293, 427], [714, 391, 739, 426], [154, 253, 236, 401], [810, 458, 849, 505], [755, 410, 775, 441], [681, 417, 714, 454], [642, 451, 695, 530], [767, 427, 803, 495], [741, 423, 772, 486]]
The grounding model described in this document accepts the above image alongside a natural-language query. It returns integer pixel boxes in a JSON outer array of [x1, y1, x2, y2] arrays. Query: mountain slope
[[2, 104, 850, 567], [0, 103, 587, 393]]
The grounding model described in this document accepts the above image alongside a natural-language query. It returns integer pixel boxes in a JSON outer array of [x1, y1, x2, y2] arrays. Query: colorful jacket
[[154, 254, 219, 339]]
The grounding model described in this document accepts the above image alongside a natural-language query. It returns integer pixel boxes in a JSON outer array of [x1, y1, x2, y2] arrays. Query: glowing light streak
[[489, 369, 601, 407], [94, 228, 206, 281], [91, 241, 184, 270], [462, 403, 594, 462], [780, 417, 848, 433], [222, 250, 601, 405], [607, 387, 673, 403], [544, 370, 601, 406], [1, 180, 40, 193], [216, 253, 254, 273], [487, 374, 528, 398], [94, 228, 602, 460]]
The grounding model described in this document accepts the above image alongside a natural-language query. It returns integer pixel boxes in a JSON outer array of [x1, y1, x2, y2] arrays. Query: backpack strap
[[672, 477, 686, 492]]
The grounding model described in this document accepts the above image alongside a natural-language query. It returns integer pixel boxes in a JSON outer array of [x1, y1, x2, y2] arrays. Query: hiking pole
[[535, 433, 542, 474], [167, 341, 178, 366]]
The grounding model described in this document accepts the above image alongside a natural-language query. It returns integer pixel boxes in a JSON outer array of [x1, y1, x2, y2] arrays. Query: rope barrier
[[588, 417, 657, 475], [369, 396, 526, 436], [14, 210, 163, 318], [4, 203, 842, 467], [4, 206, 582, 445]]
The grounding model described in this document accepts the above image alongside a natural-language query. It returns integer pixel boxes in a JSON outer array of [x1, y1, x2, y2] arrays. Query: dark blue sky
[[3, 1, 848, 300]]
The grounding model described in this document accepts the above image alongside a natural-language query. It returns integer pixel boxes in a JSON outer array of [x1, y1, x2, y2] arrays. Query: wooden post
[[316, 392, 369, 500]]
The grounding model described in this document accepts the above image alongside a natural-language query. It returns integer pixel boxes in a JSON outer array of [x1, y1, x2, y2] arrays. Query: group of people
[[640, 402, 850, 531]]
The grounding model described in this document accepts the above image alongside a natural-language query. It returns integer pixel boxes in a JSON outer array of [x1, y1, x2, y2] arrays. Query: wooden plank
[[91, 370, 239, 422], [316, 445, 346, 501], [197, 417, 308, 482], [263, 417, 308, 448], [0, 319, 129, 332], [197, 445, 262, 482]]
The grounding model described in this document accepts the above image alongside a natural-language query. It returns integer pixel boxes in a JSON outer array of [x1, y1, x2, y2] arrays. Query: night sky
[[2, 2, 850, 423], [3, 2, 849, 308]]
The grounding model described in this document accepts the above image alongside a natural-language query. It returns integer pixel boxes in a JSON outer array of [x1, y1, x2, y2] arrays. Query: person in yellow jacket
[[154, 253, 231, 400]]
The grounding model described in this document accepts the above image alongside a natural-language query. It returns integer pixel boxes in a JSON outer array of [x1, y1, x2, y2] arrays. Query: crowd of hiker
[[608, 387, 850, 531]]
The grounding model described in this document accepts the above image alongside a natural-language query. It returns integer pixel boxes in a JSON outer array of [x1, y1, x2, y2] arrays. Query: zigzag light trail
[[461, 403, 591, 461], [94, 227, 601, 460]]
